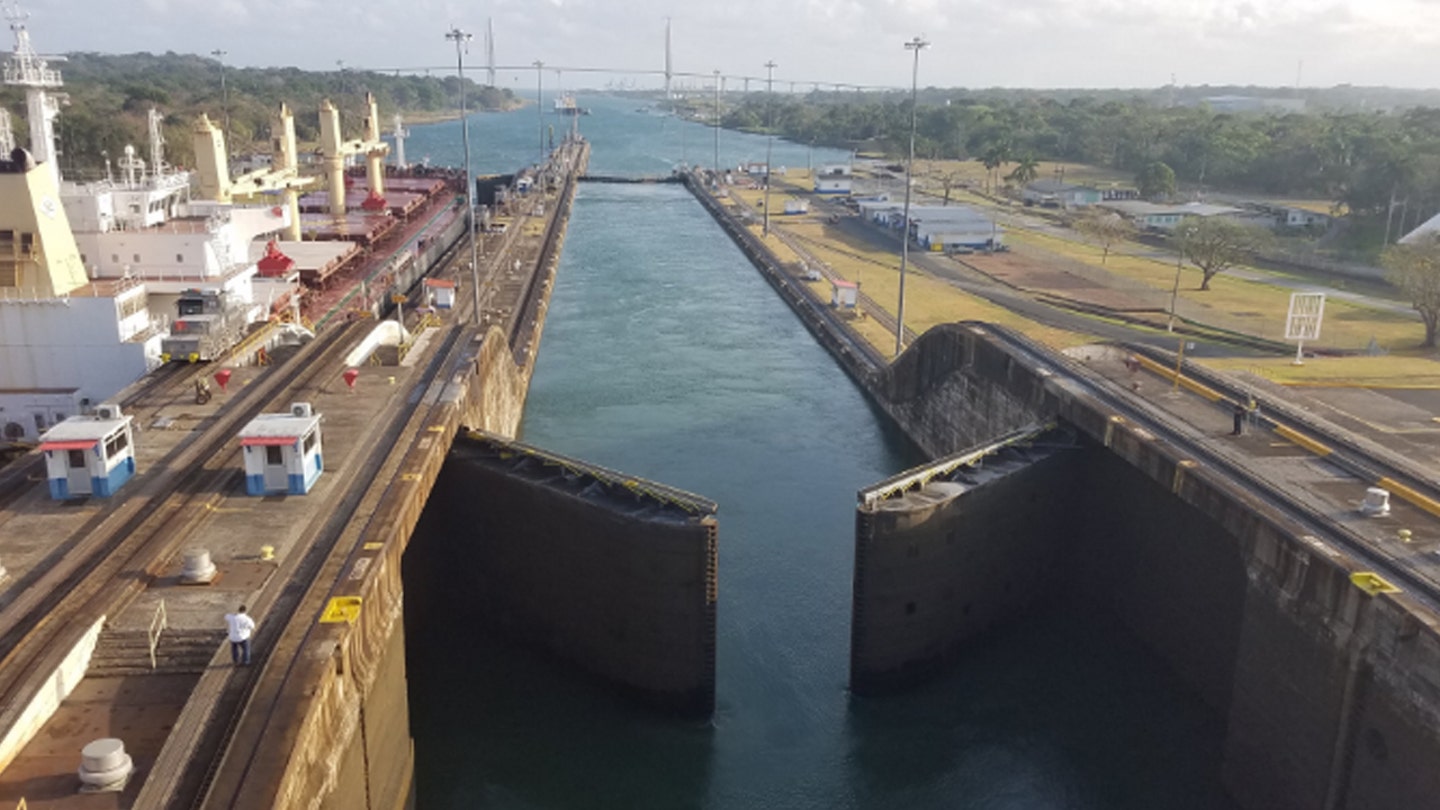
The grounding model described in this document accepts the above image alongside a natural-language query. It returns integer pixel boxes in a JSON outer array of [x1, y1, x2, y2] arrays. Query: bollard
[[78, 738, 133, 793], [1359, 487, 1391, 517], [260, 545, 276, 562], [180, 549, 217, 584]]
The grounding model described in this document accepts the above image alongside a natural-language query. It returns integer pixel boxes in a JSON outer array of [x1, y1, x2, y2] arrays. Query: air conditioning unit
[[290, 402, 314, 419], [96, 404, 123, 420]]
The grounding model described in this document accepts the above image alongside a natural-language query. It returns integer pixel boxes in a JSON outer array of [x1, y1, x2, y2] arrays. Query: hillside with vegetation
[[0, 52, 519, 178]]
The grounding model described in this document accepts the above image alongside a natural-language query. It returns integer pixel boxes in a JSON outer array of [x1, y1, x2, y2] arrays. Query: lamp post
[[1168, 248, 1184, 333], [533, 60, 545, 163], [713, 69, 721, 178], [895, 35, 929, 359], [762, 60, 776, 237], [210, 49, 230, 152], [446, 27, 482, 324]]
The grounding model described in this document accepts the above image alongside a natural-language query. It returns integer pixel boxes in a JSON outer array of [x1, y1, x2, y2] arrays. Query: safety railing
[[148, 599, 168, 671]]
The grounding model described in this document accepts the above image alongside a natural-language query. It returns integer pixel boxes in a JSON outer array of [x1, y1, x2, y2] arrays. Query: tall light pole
[[895, 35, 929, 359], [761, 59, 776, 237], [211, 49, 230, 152], [446, 27, 482, 324], [533, 60, 545, 163], [712, 70, 721, 178]]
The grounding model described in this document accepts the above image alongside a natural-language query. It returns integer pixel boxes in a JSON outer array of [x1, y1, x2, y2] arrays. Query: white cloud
[[13, 0, 1440, 88]]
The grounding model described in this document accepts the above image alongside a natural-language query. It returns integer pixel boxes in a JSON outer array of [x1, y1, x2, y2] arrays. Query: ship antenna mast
[[0, 107, 14, 154], [148, 108, 168, 180], [3, 1, 65, 185]]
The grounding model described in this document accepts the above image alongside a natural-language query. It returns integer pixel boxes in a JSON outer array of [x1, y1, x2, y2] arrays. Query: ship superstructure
[[0, 3, 292, 442]]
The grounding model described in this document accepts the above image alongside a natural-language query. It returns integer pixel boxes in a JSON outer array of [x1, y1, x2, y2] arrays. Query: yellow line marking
[[1273, 425, 1332, 457], [1132, 355, 1223, 401], [1378, 477, 1440, 520]]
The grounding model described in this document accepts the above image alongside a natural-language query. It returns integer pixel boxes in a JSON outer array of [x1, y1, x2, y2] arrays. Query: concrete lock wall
[[850, 325, 1440, 810], [420, 434, 718, 716], [851, 445, 1082, 695]]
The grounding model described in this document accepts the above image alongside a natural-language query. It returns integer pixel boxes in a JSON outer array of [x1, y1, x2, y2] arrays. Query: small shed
[[831, 279, 859, 309], [424, 278, 457, 309], [238, 403, 324, 496], [38, 405, 136, 500]]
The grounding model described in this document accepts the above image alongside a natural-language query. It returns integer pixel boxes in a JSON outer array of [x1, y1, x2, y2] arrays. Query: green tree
[[1174, 216, 1272, 290], [1072, 209, 1136, 264], [1007, 155, 1041, 186], [1136, 160, 1176, 200], [1382, 235, 1440, 348]]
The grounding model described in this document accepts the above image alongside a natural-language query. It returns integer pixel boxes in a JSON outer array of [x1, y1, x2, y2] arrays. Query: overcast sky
[[18, 0, 1440, 90]]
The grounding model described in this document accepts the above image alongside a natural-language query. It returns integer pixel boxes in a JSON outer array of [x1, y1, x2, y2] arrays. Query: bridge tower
[[485, 18, 496, 87], [664, 17, 672, 100], [3, 1, 65, 189]]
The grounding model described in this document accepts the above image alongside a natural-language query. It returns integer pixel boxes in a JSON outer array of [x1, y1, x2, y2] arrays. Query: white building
[[1098, 200, 1256, 232], [814, 164, 853, 195]]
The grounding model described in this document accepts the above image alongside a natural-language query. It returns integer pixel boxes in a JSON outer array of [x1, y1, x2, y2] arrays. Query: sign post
[[1285, 292, 1326, 365]]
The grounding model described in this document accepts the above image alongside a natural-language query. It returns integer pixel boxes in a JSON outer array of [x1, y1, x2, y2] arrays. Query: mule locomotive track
[[0, 320, 366, 735], [983, 325, 1440, 609]]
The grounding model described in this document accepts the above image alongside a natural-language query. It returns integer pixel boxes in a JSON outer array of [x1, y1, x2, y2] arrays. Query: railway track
[[0, 322, 367, 736], [184, 321, 472, 809], [982, 324, 1440, 610]]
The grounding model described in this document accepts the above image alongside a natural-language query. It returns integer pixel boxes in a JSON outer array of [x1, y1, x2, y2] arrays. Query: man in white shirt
[[225, 605, 257, 666]]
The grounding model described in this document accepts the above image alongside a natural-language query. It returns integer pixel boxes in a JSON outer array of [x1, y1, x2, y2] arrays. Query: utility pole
[[762, 60, 776, 237], [895, 35, 929, 359], [534, 60, 545, 163], [211, 49, 230, 153], [446, 27, 482, 324]]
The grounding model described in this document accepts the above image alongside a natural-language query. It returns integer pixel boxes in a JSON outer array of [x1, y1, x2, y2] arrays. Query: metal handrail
[[147, 599, 168, 670]]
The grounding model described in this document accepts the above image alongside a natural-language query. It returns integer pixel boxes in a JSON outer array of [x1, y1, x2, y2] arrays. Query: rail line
[[0, 322, 367, 736], [187, 321, 472, 809], [1120, 341, 1440, 521], [981, 324, 1440, 610]]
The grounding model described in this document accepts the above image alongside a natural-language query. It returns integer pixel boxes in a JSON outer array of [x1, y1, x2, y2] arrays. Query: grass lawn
[[715, 175, 1440, 389], [1006, 229, 1425, 352], [1202, 352, 1440, 387]]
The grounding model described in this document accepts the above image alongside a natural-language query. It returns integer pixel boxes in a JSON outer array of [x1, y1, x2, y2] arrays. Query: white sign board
[[1285, 292, 1325, 364], [1285, 292, 1326, 340]]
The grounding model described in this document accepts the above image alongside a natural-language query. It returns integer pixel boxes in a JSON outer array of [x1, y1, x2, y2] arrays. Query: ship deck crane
[[193, 103, 316, 240], [319, 93, 390, 216]]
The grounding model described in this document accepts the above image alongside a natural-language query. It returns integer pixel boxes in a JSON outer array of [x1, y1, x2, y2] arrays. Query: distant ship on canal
[[554, 94, 591, 116]]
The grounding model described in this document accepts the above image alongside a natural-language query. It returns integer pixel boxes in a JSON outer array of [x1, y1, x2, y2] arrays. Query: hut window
[[303, 432, 317, 453], [265, 445, 284, 465], [67, 449, 86, 469], [104, 431, 129, 457]]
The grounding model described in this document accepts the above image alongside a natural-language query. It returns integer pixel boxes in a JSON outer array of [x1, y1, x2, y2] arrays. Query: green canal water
[[404, 96, 1239, 809]]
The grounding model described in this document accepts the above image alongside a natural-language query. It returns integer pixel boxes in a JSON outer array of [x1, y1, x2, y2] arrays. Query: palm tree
[[1007, 155, 1041, 187]]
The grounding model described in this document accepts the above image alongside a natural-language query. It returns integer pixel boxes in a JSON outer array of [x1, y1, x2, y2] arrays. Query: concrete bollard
[[180, 548, 218, 584], [1359, 487, 1391, 517], [77, 737, 133, 792]]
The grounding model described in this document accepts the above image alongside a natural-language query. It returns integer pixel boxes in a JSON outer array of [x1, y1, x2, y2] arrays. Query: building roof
[[1025, 179, 1098, 194], [238, 412, 321, 443], [1400, 212, 1440, 245], [39, 414, 131, 444], [1100, 200, 1243, 218]]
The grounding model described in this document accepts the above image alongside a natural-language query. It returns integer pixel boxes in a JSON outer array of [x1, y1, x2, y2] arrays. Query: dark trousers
[[231, 639, 251, 666]]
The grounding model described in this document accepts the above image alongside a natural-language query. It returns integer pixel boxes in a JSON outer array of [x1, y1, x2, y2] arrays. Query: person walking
[[1231, 402, 1245, 436], [225, 605, 256, 666]]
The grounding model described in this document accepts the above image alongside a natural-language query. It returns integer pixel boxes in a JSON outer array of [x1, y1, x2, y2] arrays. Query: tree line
[[0, 52, 519, 178], [721, 93, 1440, 229]]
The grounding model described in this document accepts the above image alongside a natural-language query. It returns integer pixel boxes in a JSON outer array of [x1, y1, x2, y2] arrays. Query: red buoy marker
[[343, 368, 360, 392], [213, 368, 232, 393]]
